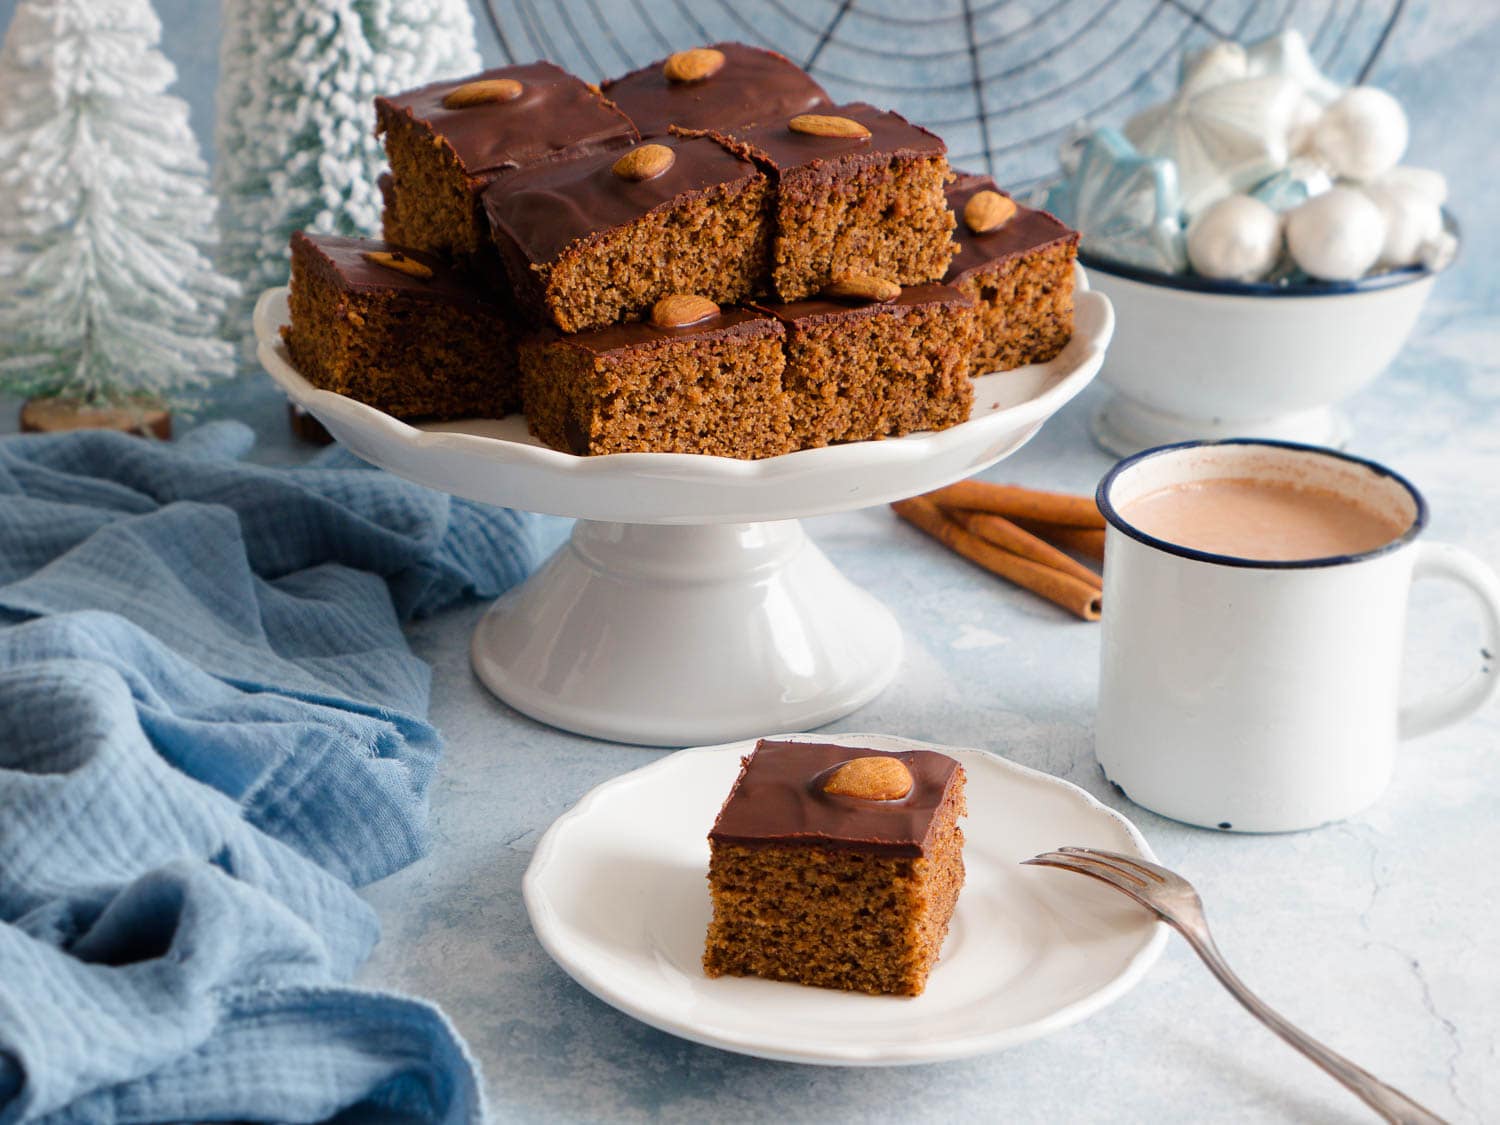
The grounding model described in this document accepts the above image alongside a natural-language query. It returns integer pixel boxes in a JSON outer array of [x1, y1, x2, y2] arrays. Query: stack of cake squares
[[281, 44, 1080, 458]]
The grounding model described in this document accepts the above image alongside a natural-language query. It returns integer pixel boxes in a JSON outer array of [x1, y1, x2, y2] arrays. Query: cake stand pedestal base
[[1091, 394, 1351, 457], [470, 519, 903, 747]]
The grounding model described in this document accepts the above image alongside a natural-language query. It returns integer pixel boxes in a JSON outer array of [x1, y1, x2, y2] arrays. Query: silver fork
[[1023, 846, 1448, 1125]]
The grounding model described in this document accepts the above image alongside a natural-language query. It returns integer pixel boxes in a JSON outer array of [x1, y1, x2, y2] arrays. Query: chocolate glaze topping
[[709, 740, 962, 857], [290, 232, 496, 311], [755, 282, 973, 328], [709, 103, 946, 178], [603, 42, 831, 138], [547, 306, 782, 356], [483, 135, 764, 266], [376, 61, 637, 181], [945, 172, 1078, 285]]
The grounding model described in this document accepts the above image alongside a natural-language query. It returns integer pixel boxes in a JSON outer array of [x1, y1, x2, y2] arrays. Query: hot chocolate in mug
[[1095, 439, 1500, 832]]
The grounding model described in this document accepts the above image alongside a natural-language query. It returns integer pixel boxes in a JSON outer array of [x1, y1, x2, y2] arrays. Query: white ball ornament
[[1362, 181, 1442, 268], [1187, 194, 1283, 281], [1312, 87, 1409, 181], [1286, 94, 1323, 155], [1286, 187, 1387, 280], [1373, 165, 1448, 208]]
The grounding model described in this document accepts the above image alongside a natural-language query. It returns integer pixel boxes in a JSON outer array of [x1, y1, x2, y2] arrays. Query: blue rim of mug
[[1096, 439, 1429, 570]]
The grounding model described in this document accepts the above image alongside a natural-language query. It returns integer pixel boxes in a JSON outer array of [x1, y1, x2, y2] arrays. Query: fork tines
[[1021, 848, 1160, 899]]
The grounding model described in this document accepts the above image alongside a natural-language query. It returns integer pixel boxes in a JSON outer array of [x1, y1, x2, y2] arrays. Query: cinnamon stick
[[950, 510, 1103, 591], [923, 479, 1104, 529], [1011, 518, 1107, 564], [892, 497, 1102, 622]]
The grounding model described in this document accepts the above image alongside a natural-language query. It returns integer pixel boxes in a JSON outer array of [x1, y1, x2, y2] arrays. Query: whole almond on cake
[[663, 47, 725, 84]]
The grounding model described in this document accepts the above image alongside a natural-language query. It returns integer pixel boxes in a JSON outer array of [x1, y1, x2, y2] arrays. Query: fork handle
[[1174, 925, 1448, 1125]]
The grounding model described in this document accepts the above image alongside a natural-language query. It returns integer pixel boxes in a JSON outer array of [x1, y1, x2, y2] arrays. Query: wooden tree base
[[20, 396, 172, 439], [288, 402, 334, 445]]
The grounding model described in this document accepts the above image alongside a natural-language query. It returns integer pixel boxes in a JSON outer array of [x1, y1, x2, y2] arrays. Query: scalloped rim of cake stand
[[256, 272, 1112, 744], [253, 264, 1112, 525]]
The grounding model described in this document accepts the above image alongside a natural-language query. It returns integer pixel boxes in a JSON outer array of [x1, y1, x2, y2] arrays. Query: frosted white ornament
[[1286, 187, 1386, 281], [1286, 94, 1323, 155], [1246, 29, 1343, 106], [1187, 195, 1282, 281], [1362, 181, 1442, 269], [1373, 165, 1447, 208], [1180, 41, 1248, 94], [1312, 87, 1408, 182], [1125, 75, 1302, 217]]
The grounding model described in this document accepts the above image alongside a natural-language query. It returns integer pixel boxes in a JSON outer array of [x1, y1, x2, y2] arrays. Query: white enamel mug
[[1095, 440, 1500, 832]]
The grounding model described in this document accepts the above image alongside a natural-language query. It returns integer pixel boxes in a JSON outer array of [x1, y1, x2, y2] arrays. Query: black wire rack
[[480, 0, 1404, 190]]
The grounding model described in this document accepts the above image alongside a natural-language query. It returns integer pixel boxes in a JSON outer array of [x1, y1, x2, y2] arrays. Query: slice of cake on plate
[[704, 739, 967, 996]]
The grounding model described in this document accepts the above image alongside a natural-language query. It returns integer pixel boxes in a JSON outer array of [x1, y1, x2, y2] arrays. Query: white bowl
[[1084, 237, 1454, 455]]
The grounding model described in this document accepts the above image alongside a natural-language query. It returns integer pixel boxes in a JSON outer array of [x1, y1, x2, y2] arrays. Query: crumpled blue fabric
[[0, 421, 546, 1124]]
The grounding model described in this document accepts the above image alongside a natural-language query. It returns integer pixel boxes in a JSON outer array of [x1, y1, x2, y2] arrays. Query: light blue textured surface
[[0, 423, 545, 1123], [0, 1, 1495, 1121]]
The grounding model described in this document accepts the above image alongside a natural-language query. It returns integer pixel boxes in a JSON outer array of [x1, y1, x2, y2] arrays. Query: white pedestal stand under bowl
[[255, 272, 1112, 746]]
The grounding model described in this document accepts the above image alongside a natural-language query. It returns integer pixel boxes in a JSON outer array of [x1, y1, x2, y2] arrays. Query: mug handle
[[1399, 542, 1500, 740]]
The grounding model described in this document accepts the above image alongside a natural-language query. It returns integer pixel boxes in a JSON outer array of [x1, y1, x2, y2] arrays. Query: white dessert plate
[[253, 265, 1111, 524], [523, 733, 1168, 1065]]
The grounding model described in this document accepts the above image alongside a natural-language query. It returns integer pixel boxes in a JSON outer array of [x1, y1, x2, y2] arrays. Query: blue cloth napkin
[[0, 421, 546, 1125]]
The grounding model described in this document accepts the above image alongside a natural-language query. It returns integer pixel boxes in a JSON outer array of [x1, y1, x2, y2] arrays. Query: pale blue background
[[3, 2, 1498, 1122]]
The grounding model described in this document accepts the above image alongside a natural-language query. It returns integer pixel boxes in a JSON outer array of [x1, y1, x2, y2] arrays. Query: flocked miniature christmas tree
[[0, 0, 239, 432], [214, 0, 479, 345]]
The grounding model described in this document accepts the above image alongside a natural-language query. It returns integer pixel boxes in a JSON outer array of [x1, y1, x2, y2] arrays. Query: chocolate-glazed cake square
[[755, 284, 977, 447], [945, 172, 1079, 374], [704, 740, 967, 996], [602, 42, 830, 138], [485, 136, 773, 333], [375, 62, 638, 257], [281, 232, 519, 421], [518, 304, 793, 458], [704, 103, 956, 301]]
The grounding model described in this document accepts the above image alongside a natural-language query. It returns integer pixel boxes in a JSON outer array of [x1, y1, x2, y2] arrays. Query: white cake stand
[[254, 270, 1112, 746]]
